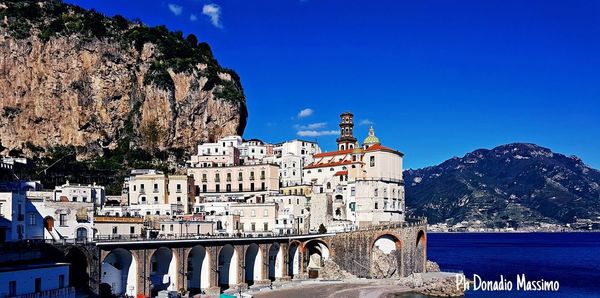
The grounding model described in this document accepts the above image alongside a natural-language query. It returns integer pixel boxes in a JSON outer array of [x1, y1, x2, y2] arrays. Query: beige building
[[93, 216, 144, 240], [127, 170, 195, 215], [230, 203, 277, 236], [158, 220, 215, 237], [187, 163, 279, 203]]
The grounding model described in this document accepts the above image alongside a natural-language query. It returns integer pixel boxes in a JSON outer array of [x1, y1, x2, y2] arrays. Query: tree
[[318, 224, 327, 234], [138, 118, 165, 156]]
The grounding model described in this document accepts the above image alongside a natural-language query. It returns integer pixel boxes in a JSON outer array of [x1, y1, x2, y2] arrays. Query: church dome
[[363, 126, 380, 145]]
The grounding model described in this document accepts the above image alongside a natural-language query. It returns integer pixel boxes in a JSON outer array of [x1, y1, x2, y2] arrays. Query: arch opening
[[188, 246, 210, 295], [304, 240, 330, 279], [415, 230, 427, 273], [268, 243, 284, 281], [150, 247, 178, 296], [218, 244, 238, 290], [101, 248, 137, 296], [288, 242, 300, 278], [244, 244, 262, 286], [65, 247, 90, 292], [371, 234, 401, 279]]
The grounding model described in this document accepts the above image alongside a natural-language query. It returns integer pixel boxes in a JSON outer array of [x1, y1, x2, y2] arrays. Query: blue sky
[[68, 0, 600, 169]]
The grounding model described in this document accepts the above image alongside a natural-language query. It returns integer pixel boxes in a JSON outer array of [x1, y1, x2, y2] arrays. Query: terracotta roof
[[334, 170, 348, 176], [364, 143, 404, 156], [304, 160, 355, 170], [313, 149, 354, 158]]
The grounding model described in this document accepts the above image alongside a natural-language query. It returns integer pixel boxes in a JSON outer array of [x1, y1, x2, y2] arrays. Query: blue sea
[[408, 232, 600, 298]]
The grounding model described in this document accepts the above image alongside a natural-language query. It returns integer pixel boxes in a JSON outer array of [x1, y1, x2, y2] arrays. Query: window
[[227, 173, 232, 181], [9, 281, 16, 296], [0, 203, 3, 216], [261, 171, 265, 179], [59, 275, 65, 288], [239, 184, 243, 192], [375, 202, 379, 209], [154, 183, 159, 191], [251, 209, 256, 217], [250, 183, 254, 191], [72, 196, 77, 202], [216, 184, 220, 192], [133, 185, 136, 191], [130, 226, 135, 234], [141, 196, 146, 202], [264, 222, 268, 231], [154, 196, 158, 203], [176, 184, 181, 192], [112, 226, 118, 234], [215, 173, 220, 181], [370, 156, 375, 167], [261, 182, 265, 190], [264, 209, 269, 217], [251, 223, 256, 231], [59, 214, 66, 226], [202, 185, 207, 193], [155, 211, 160, 215], [327, 182, 331, 189], [238, 172, 243, 180], [170, 224, 174, 231], [28, 214, 36, 225], [202, 173, 207, 182], [35, 278, 42, 292], [177, 196, 181, 202], [240, 210, 244, 217], [226, 184, 232, 192]]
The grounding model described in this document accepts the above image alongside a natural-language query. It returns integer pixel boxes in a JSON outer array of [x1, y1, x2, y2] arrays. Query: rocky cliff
[[0, 0, 247, 159]]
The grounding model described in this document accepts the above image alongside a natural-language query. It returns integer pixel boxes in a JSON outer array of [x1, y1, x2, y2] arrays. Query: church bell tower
[[337, 112, 358, 150]]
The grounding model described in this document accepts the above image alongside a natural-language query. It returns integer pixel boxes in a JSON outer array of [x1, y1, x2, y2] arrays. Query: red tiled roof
[[304, 160, 355, 170], [313, 149, 354, 158], [364, 143, 404, 156], [334, 170, 348, 176]]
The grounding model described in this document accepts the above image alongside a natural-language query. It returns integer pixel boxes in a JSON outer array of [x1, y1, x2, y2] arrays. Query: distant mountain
[[404, 143, 600, 228]]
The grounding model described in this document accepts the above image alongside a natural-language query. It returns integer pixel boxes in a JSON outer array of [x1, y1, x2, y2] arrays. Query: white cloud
[[297, 108, 314, 118], [294, 122, 327, 130], [202, 4, 222, 28], [360, 119, 374, 126], [297, 130, 338, 137], [190, 14, 198, 21], [168, 4, 183, 16]]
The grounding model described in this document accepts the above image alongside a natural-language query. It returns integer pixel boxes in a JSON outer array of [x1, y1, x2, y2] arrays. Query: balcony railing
[[14, 286, 75, 298]]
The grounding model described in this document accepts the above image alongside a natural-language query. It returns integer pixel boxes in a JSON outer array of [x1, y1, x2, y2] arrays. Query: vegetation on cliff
[[0, 0, 248, 194], [0, 0, 244, 99]]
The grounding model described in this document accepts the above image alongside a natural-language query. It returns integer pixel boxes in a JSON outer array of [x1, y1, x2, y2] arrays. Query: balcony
[[76, 214, 89, 222], [153, 188, 159, 193], [249, 177, 255, 181], [260, 176, 266, 180]]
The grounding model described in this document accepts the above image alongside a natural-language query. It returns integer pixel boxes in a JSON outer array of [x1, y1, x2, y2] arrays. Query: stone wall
[[328, 219, 427, 278]]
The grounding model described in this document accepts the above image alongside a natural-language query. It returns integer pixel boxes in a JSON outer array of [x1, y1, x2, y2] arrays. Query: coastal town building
[[304, 113, 405, 230], [53, 181, 106, 207], [0, 262, 74, 298], [126, 170, 195, 216], [93, 216, 144, 240]]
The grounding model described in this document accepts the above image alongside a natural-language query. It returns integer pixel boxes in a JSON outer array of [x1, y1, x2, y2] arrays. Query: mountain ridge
[[404, 143, 600, 228]]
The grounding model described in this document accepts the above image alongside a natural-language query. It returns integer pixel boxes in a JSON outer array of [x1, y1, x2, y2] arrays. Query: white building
[[53, 181, 106, 207], [190, 136, 271, 166], [303, 113, 405, 230], [0, 192, 28, 242], [0, 263, 74, 298], [265, 139, 321, 187]]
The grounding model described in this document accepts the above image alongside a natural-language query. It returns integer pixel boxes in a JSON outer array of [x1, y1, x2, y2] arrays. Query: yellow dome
[[352, 148, 363, 154], [363, 126, 380, 145]]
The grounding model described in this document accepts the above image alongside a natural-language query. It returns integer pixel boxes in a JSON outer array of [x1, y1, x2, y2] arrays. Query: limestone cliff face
[[0, 1, 247, 159]]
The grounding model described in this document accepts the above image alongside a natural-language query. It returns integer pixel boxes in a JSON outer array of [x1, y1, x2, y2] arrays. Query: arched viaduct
[[59, 218, 426, 297]]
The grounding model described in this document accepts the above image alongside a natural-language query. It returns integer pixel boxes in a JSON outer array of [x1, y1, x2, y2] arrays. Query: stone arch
[[303, 239, 330, 278], [370, 234, 402, 279], [415, 230, 426, 273], [64, 246, 90, 291], [244, 243, 263, 286], [218, 244, 238, 290], [188, 246, 210, 295], [101, 248, 137, 296], [268, 243, 284, 281], [288, 241, 301, 278], [150, 247, 178, 296]]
